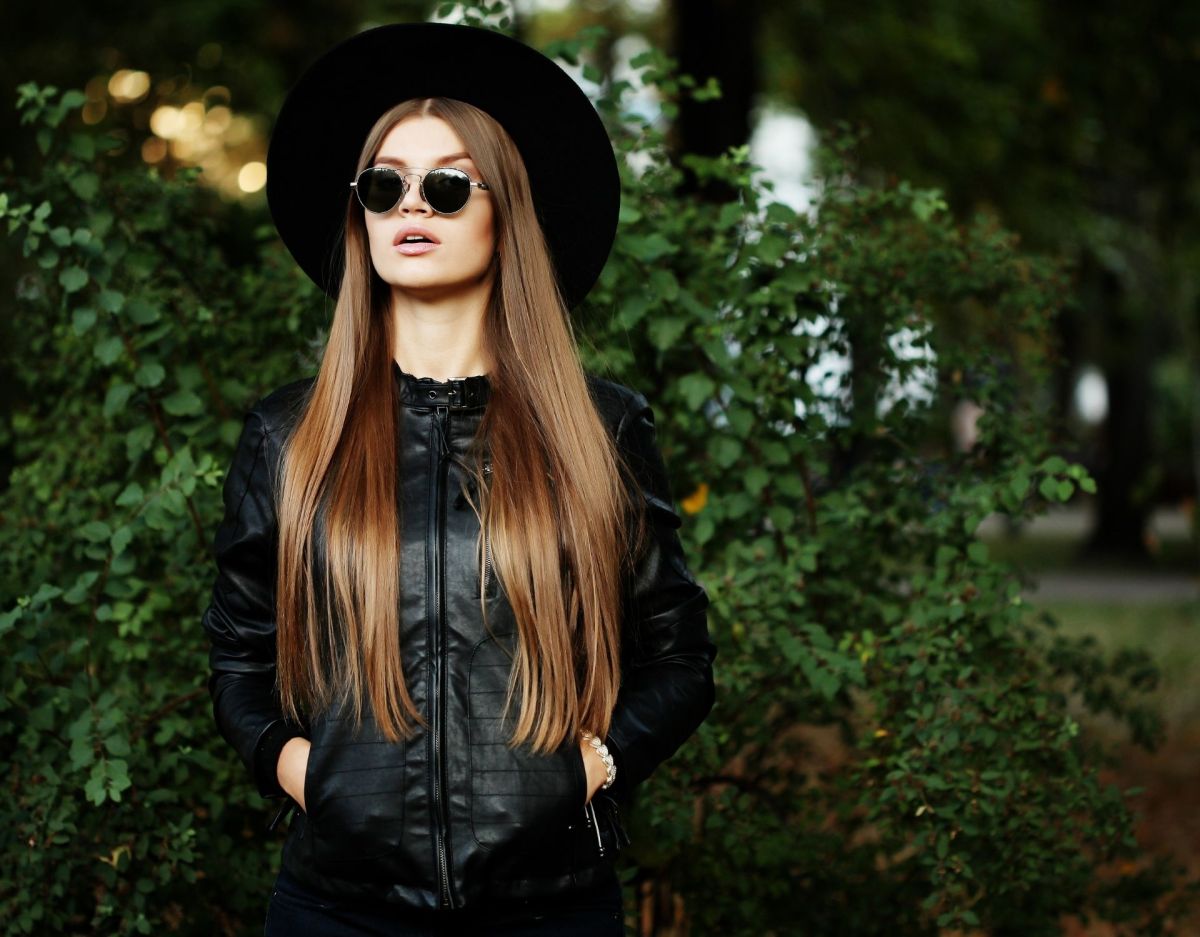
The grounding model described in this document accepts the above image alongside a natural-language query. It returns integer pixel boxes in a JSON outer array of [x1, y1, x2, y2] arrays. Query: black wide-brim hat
[[265, 22, 620, 312]]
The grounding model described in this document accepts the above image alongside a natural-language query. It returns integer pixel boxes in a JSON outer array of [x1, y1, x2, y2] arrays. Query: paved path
[[980, 504, 1197, 602]]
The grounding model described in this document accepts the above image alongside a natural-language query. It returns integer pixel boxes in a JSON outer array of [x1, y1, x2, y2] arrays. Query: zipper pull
[[586, 800, 606, 857], [433, 405, 450, 457], [266, 797, 297, 832]]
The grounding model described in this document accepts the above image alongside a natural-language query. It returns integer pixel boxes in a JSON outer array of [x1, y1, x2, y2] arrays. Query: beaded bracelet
[[581, 731, 617, 790]]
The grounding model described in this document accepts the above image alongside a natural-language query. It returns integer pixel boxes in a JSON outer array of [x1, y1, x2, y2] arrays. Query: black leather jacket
[[201, 361, 717, 910]]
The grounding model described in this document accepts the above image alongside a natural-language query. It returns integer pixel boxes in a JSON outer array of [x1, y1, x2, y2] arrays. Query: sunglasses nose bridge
[[393, 171, 430, 211]]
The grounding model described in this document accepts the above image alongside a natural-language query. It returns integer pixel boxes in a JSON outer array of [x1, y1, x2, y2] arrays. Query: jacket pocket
[[468, 632, 583, 852], [302, 712, 408, 871]]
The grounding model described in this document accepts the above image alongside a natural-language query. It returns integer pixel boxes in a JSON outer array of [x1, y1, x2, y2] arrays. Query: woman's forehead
[[377, 116, 475, 165]]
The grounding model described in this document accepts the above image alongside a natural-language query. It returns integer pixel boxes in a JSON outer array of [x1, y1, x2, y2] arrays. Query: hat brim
[[265, 22, 620, 311]]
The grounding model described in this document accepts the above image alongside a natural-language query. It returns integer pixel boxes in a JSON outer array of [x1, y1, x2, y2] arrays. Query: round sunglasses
[[349, 166, 491, 216]]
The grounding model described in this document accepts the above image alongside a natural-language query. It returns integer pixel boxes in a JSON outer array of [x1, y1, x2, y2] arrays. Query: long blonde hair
[[273, 96, 646, 754]]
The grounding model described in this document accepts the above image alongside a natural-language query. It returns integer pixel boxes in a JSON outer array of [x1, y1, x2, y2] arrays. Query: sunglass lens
[[423, 169, 470, 214], [357, 168, 405, 213]]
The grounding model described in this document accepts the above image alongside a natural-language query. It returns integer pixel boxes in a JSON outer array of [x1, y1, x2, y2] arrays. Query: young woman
[[201, 22, 717, 936]]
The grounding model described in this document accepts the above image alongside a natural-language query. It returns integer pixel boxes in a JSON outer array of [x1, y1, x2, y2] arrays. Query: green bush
[[0, 13, 1188, 936]]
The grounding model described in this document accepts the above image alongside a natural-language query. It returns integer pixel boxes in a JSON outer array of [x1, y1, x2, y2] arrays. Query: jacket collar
[[392, 360, 491, 410]]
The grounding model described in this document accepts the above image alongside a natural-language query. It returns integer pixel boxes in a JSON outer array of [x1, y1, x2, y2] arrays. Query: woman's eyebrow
[[373, 152, 473, 166]]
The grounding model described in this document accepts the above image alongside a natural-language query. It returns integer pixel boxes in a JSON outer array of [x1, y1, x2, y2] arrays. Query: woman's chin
[[381, 267, 495, 299]]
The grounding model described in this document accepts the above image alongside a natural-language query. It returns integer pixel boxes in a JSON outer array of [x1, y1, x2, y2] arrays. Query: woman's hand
[[277, 737, 312, 812], [580, 737, 608, 805]]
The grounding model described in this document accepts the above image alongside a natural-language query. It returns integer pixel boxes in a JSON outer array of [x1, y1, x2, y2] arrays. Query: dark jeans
[[264, 865, 626, 936]]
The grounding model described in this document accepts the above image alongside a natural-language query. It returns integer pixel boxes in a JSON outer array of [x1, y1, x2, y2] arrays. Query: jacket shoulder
[[250, 375, 316, 438], [584, 373, 649, 441]]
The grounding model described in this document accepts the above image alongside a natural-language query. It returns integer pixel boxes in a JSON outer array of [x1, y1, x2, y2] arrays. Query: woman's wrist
[[580, 731, 617, 790]]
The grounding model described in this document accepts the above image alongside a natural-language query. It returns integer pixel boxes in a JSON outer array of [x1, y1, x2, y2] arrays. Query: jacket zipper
[[430, 404, 455, 908], [482, 516, 492, 597]]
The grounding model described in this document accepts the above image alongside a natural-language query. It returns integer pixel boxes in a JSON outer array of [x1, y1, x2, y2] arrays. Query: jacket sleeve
[[200, 405, 307, 801], [602, 390, 717, 805]]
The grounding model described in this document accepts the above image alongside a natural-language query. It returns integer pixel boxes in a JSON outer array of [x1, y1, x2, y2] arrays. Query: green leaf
[[31, 582, 64, 606], [717, 201, 744, 230], [744, 466, 770, 496], [72, 307, 97, 335], [67, 133, 95, 160], [759, 441, 790, 466], [678, 373, 714, 410], [62, 570, 99, 604], [617, 293, 652, 328], [624, 232, 676, 262], [85, 764, 108, 806], [134, 361, 166, 388], [98, 289, 124, 314], [765, 201, 798, 225], [104, 382, 135, 418], [115, 482, 144, 507], [93, 334, 124, 366], [79, 520, 111, 543], [125, 423, 155, 462], [709, 436, 742, 468], [125, 298, 160, 325], [70, 736, 96, 771], [648, 316, 688, 350], [768, 504, 794, 531], [110, 525, 133, 556], [648, 268, 680, 301], [104, 734, 131, 758], [161, 389, 203, 416], [59, 265, 88, 293], [68, 172, 100, 202]]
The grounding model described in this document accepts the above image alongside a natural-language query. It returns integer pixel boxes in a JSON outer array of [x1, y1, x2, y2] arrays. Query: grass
[[1034, 598, 1200, 728]]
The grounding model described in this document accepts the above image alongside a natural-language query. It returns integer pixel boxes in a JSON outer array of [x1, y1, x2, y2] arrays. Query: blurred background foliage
[[1, 1, 1197, 935]]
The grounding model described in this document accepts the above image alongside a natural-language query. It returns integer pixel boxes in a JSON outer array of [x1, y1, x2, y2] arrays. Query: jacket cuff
[[253, 718, 308, 800]]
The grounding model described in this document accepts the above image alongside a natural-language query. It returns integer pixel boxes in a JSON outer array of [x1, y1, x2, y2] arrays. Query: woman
[[201, 22, 717, 936]]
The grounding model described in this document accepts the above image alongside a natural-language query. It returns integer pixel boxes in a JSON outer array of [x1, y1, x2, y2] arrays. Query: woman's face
[[362, 115, 496, 303]]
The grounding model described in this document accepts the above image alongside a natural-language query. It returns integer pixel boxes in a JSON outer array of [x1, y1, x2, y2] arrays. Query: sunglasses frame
[[349, 165, 491, 216]]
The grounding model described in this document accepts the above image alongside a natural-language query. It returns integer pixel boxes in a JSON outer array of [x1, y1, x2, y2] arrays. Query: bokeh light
[[107, 69, 150, 103], [237, 161, 267, 193]]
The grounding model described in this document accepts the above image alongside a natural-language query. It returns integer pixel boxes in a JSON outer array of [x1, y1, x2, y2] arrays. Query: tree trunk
[[670, 0, 761, 201]]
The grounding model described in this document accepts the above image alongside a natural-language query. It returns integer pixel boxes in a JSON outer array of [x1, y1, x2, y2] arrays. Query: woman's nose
[[397, 173, 431, 213]]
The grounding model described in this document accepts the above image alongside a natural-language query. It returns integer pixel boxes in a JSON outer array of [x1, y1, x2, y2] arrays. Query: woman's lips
[[395, 241, 438, 255]]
